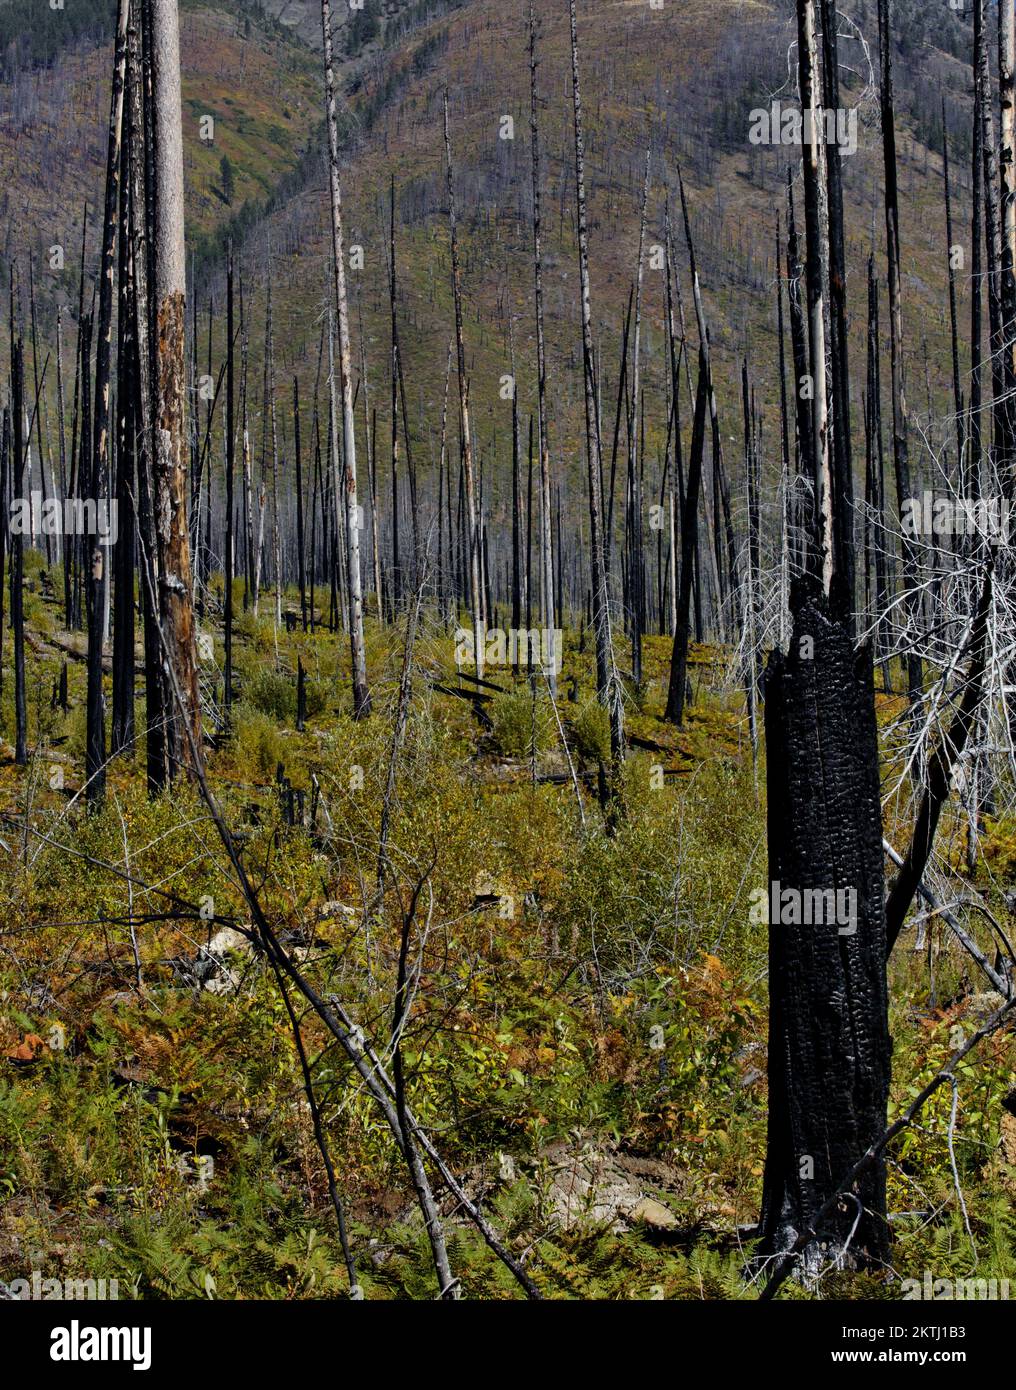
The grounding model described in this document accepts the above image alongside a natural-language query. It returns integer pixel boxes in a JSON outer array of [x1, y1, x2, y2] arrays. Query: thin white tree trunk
[[321, 0, 370, 716]]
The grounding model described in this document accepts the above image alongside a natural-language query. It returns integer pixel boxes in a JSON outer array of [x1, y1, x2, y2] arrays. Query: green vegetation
[[1, 572, 1013, 1299]]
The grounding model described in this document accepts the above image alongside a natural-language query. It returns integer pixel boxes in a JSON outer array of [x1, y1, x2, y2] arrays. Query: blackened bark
[[294, 375, 306, 633], [127, 2, 166, 792], [12, 343, 27, 766], [664, 352, 707, 725], [88, 0, 129, 801], [758, 581, 891, 1273], [0, 409, 7, 708]]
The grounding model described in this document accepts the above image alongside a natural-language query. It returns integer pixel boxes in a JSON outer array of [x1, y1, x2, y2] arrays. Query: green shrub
[[569, 700, 611, 763], [243, 670, 296, 721], [230, 705, 287, 777], [488, 688, 553, 760]]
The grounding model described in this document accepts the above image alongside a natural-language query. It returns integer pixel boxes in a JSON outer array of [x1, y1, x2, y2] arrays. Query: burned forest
[[0, 0, 1015, 1338]]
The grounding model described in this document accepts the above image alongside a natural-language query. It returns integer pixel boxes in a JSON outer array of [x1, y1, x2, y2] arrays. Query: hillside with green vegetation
[[3, 565, 1015, 1298]]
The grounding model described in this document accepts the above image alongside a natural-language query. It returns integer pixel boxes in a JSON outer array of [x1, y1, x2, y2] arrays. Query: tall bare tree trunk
[[12, 342, 27, 766], [568, 0, 623, 759], [1000, 0, 1016, 491], [112, 37, 136, 759], [529, 2, 556, 695], [798, 0, 832, 592], [149, 0, 202, 781], [265, 269, 283, 630], [942, 103, 966, 482], [224, 245, 236, 708], [443, 92, 485, 679], [970, 41, 984, 502], [628, 150, 650, 688], [758, 0, 892, 1280], [820, 0, 855, 614], [321, 0, 370, 717], [879, 0, 923, 719], [88, 0, 130, 804]]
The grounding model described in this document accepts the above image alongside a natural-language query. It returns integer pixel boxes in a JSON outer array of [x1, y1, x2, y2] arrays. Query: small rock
[[629, 1197, 678, 1231]]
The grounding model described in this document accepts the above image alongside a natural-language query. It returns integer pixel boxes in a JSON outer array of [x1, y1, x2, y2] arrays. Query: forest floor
[[1, 554, 1015, 1299]]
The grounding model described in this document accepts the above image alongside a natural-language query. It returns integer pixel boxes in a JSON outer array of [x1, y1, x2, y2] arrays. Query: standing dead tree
[[757, 0, 891, 1280], [321, 0, 371, 717], [878, 0, 923, 719], [148, 0, 202, 783], [444, 92, 485, 680], [567, 0, 623, 760], [529, 2, 556, 697], [12, 341, 27, 767], [87, 0, 130, 806]]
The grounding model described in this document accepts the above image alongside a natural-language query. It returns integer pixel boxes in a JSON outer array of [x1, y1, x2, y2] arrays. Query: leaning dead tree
[[757, 0, 891, 1278]]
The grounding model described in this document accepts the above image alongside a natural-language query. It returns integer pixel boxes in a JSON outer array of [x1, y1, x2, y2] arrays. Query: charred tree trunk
[[88, 0, 130, 802], [12, 342, 27, 767], [126, 1, 166, 792], [758, 582, 891, 1275], [294, 374, 306, 633], [665, 353, 707, 726], [0, 410, 7, 710], [756, 0, 893, 1281]]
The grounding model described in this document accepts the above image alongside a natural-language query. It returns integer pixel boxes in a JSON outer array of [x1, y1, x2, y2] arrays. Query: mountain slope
[[192, 0, 978, 562]]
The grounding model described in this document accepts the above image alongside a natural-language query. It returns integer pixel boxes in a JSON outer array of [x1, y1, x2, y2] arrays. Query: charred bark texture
[[759, 581, 891, 1274]]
